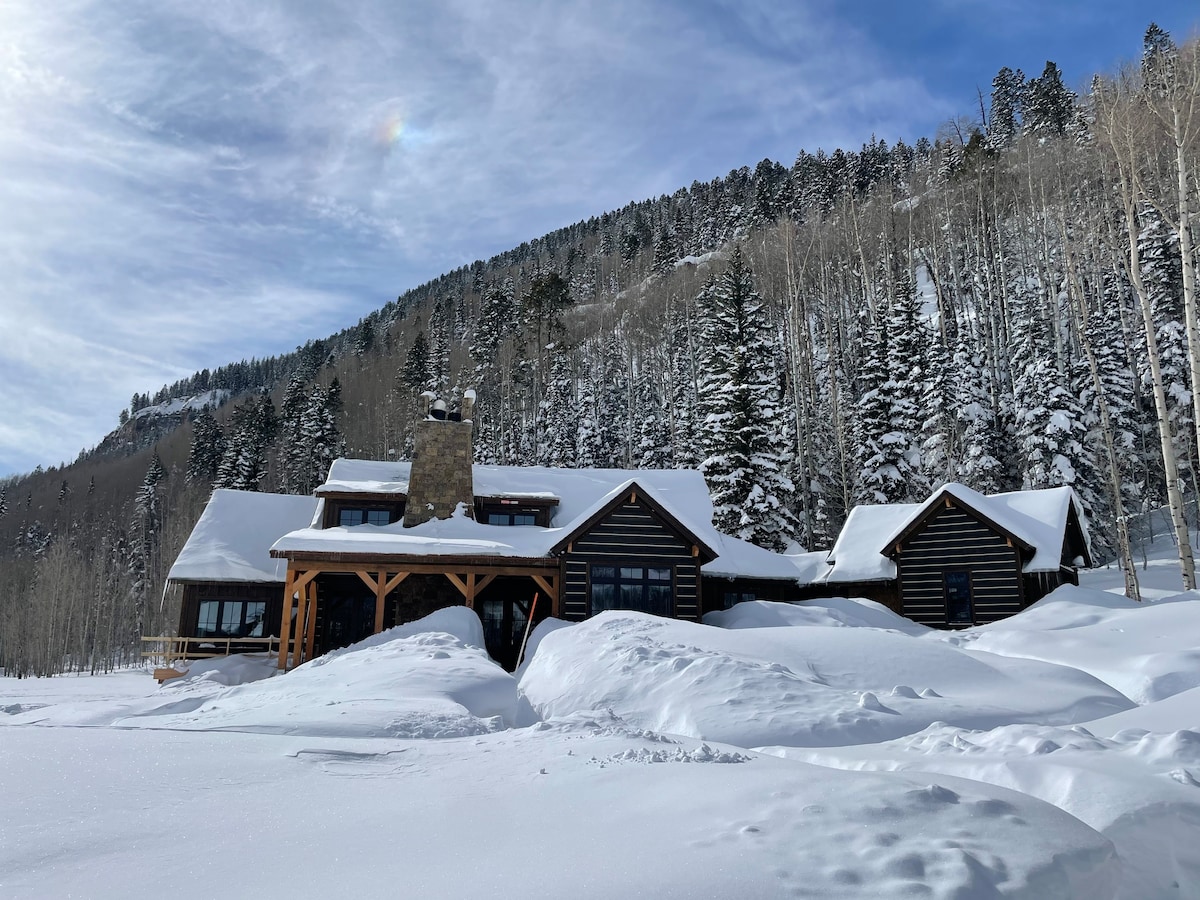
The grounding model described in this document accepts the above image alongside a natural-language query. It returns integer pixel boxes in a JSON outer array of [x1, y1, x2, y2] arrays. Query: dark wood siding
[[896, 504, 1022, 626], [561, 498, 700, 622]]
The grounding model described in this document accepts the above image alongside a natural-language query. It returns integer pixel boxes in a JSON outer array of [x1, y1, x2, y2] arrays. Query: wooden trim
[[316, 490, 408, 502], [278, 570, 296, 670], [356, 570, 379, 594], [885, 490, 1035, 559], [548, 482, 718, 561]]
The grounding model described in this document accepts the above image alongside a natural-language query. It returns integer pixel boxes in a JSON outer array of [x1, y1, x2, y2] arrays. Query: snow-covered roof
[[169, 489, 321, 583], [276, 460, 810, 582], [816, 483, 1088, 584]]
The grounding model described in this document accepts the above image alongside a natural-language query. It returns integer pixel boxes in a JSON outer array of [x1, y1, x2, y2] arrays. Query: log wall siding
[[561, 499, 701, 622], [896, 505, 1022, 626]]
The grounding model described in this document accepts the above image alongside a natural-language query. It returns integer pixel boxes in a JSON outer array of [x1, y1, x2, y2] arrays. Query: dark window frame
[[589, 563, 674, 617], [336, 506, 400, 527]]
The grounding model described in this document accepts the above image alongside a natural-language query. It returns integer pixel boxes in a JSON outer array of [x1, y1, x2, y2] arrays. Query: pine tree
[[539, 345, 576, 468], [402, 330, 432, 392], [187, 409, 225, 484], [1023, 61, 1075, 136], [988, 66, 1025, 148], [696, 248, 799, 550], [633, 371, 671, 468]]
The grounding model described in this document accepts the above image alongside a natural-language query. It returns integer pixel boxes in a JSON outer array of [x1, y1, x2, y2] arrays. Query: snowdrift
[[518, 609, 1132, 747]]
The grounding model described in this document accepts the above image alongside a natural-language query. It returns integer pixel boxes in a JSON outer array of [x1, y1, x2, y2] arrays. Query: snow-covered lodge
[[166, 393, 1093, 670]]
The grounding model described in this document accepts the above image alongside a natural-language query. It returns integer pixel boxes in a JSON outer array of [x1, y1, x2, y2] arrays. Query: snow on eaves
[[168, 489, 320, 583]]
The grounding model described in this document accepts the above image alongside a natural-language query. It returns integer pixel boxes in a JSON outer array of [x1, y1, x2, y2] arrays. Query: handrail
[[140, 635, 285, 665]]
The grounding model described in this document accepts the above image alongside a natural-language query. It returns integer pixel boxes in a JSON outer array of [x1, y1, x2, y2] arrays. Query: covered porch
[[273, 553, 561, 671]]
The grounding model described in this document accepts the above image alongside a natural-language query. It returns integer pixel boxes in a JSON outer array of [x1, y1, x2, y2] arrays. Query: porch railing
[[140, 635, 284, 667]]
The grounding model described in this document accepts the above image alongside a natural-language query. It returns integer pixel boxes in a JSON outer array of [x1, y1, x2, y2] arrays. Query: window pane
[[487, 513, 508, 525], [197, 601, 220, 637], [219, 601, 245, 635], [366, 509, 390, 526], [591, 565, 615, 581], [514, 514, 535, 525], [648, 585, 672, 615], [647, 568, 671, 581], [620, 583, 643, 608], [620, 567, 642, 580], [590, 582, 615, 614], [246, 602, 266, 637], [339, 508, 362, 526]]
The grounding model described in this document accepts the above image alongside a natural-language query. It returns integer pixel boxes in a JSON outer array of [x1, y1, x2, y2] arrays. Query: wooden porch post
[[278, 568, 297, 670], [304, 579, 318, 662]]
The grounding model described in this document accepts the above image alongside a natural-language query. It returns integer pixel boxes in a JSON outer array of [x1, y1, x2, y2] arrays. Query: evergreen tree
[[187, 409, 225, 485], [539, 345, 576, 468], [696, 249, 799, 550], [402, 330, 431, 392], [988, 66, 1025, 148], [633, 371, 671, 468], [1023, 61, 1075, 136]]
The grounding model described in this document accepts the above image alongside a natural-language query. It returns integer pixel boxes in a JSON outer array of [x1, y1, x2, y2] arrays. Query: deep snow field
[[4, 553, 1200, 897]]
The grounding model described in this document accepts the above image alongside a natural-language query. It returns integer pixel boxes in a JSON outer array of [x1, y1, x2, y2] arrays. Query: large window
[[338, 507, 394, 527], [590, 565, 673, 616], [196, 600, 266, 639]]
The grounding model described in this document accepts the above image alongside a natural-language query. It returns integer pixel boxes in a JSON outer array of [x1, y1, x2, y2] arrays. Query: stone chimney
[[403, 390, 476, 527]]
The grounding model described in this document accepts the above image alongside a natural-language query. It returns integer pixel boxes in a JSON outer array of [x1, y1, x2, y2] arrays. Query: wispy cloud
[[0, 0, 1062, 475]]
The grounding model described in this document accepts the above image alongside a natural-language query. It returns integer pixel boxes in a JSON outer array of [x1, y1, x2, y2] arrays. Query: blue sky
[[0, 0, 1195, 478]]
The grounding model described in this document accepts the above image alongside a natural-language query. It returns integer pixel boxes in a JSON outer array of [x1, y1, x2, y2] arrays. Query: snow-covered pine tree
[[696, 248, 799, 550], [987, 67, 1025, 149], [633, 370, 671, 468], [214, 392, 276, 492], [854, 267, 928, 504], [186, 408, 225, 485], [951, 325, 1006, 493], [539, 345, 576, 468], [1023, 61, 1076, 137]]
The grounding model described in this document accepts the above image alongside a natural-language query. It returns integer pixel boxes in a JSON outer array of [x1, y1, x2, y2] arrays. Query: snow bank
[[771, 720, 1200, 899], [519, 611, 1131, 747], [705, 597, 927, 633], [937, 585, 1200, 703]]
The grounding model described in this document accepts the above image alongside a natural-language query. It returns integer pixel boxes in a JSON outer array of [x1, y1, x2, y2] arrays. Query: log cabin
[[796, 482, 1093, 626], [165, 394, 1094, 669]]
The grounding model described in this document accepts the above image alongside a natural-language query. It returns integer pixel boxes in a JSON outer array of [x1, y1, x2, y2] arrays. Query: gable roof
[[809, 483, 1092, 585], [168, 489, 321, 584], [879, 483, 1091, 572], [269, 460, 808, 582]]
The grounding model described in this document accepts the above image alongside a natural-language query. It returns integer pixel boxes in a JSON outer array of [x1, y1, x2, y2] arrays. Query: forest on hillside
[[1, 25, 1198, 676]]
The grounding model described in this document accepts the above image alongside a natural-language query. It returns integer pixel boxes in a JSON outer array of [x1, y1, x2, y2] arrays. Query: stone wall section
[[403, 418, 475, 526]]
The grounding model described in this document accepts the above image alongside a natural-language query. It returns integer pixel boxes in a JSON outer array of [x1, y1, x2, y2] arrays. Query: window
[[196, 600, 267, 639], [338, 507, 394, 527], [487, 512, 536, 526], [590, 565, 673, 616], [944, 570, 973, 625], [723, 591, 756, 610]]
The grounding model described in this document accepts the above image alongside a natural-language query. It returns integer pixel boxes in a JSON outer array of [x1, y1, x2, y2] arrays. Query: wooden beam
[[530, 573, 558, 600], [292, 569, 319, 596], [383, 571, 410, 594], [475, 574, 496, 594], [304, 580, 318, 663], [292, 578, 309, 670], [278, 569, 296, 670], [373, 572, 387, 634], [356, 570, 380, 594], [444, 572, 469, 598]]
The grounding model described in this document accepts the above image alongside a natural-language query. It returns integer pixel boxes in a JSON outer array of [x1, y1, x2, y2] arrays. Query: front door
[[944, 570, 973, 626]]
